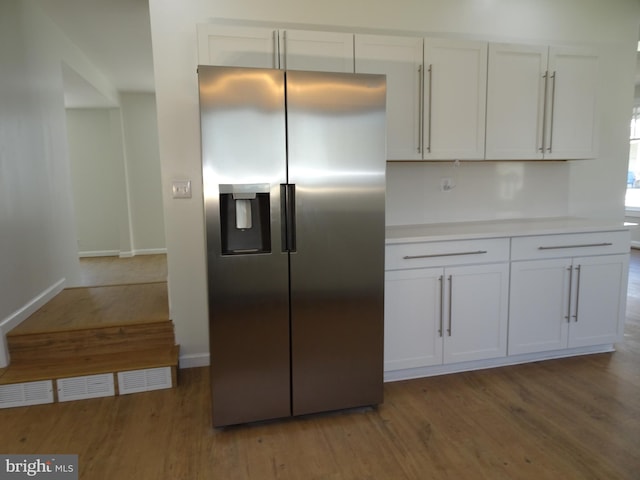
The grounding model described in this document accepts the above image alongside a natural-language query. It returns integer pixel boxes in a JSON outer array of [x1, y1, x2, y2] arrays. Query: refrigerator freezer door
[[286, 70, 387, 415], [199, 66, 290, 427]]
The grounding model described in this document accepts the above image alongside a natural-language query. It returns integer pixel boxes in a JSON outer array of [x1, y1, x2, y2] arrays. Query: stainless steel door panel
[[199, 66, 290, 426], [286, 70, 387, 415]]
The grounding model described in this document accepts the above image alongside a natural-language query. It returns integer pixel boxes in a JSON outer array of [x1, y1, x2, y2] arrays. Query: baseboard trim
[[79, 248, 167, 259], [122, 248, 167, 257], [79, 250, 120, 258], [383, 344, 616, 383], [0, 278, 66, 368], [179, 353, 210, 369]]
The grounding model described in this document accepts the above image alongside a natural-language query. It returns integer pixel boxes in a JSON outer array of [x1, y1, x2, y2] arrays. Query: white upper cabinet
[[355, 35, 423, 160], [197, 25, 354, 73], [198, 26, 599, 161], [486, 43, 598, 160], [197, 25, 278, 68], [279, 30, 354, 73], [355, 35, 487, 161], [544, 47, 599, 160], [486, 43, 548, 160], [423, 39, 487, 160]]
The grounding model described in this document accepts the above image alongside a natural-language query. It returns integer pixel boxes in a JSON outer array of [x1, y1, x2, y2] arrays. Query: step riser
[[0, 346, 179, 386], [7, 322, 175, 363]]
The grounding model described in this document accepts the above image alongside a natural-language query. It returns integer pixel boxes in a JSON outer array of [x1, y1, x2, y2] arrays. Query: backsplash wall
[[385, 161, 570, 226]]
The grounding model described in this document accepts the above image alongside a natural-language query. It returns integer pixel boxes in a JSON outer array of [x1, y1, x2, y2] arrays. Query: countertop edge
[[385, 217, 637, 245]]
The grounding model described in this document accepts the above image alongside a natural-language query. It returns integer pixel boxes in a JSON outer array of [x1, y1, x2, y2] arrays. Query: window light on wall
[[625, 104, 640, 210]]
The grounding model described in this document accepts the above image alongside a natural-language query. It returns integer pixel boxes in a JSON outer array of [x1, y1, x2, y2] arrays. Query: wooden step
[[1, 282, 179, 404], [8, 283, 169, 335], [7, 320, 176, 363], [7, 282, 173, 362], [0, 346, 179, 385]]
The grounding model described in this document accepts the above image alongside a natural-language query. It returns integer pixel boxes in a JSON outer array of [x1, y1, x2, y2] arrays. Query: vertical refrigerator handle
[[280, 184, 297, 252]]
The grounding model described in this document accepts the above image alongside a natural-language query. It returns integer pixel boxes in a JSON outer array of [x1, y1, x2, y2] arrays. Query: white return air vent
[[57, 373, 115, 402], [117, 367, 172, 395], [0, 380, 54, 409]]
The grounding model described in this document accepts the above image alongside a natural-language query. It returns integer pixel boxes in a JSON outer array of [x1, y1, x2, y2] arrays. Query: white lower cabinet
[[385, 267, 442, 370], [385, 228, 630, 379], [509, 254, 629, 355], [443, 263, 509, 364], [384, 239, 509, 372]]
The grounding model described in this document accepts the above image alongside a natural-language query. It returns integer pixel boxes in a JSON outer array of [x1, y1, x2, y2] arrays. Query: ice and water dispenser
[[219, 184, 271, 255]]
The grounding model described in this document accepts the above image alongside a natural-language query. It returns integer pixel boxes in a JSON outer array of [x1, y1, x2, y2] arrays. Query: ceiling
[[34, 0, 155, 108], [32, 1, 640, 107]]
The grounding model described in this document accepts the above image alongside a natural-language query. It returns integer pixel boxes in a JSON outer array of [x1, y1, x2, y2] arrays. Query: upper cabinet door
[[280, 30, 354, 73], [355, 35, 423, 161], [423, 39, 487, 160], [197, 25, 278, 68], [485, 43, 548, 160], [545, 47, 598, 160]]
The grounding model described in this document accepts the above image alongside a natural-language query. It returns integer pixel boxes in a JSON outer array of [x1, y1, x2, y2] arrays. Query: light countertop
[[386, 217, 637, 244]]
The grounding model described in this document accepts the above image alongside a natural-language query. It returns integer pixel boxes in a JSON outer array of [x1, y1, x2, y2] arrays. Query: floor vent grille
[[0, 380, 54, 408], [57, 373, 115, 402], [118, 367, 172, 395]]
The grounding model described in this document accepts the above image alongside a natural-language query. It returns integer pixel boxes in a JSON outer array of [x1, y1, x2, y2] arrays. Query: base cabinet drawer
[[386, 237, 509, 270], [511, 231, 630, 260]]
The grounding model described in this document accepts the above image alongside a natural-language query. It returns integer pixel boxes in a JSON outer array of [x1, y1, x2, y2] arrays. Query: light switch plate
[[172, 180, 192, 199]]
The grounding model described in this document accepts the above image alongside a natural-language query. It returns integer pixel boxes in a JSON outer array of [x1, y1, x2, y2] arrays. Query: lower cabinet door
[[509, 254, 629, 354], [384, 267, 443, 370], [443, 263, 509, 364], [568, 254, 628, 348], [509, 258, 571, 355]]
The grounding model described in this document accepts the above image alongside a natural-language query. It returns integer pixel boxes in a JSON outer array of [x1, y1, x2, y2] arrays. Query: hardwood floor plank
[[1, 253, 639, 479], [8, 283, 169, 335], [0, 346, 178, 384], [1, 362, 639, 479], [7, 321, 176, 362]]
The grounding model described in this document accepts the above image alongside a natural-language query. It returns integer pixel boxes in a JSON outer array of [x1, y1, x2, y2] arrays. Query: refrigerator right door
[[286, 70, 387, 416]]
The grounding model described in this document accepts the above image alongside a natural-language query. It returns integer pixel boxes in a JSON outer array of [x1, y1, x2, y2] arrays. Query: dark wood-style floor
[[1, 253, 639, 479]]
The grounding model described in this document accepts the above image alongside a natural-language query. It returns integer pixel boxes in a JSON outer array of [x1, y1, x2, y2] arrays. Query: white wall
[[148, 0, 640, 364], [0, 1, 78, 365], [386, 162, 570, 225], [66, 108, 125, 256], [119, 93, 166, 255], [66, 94, 166, 259], [0, 0, 126, 366], [626, 84, 640, 247]]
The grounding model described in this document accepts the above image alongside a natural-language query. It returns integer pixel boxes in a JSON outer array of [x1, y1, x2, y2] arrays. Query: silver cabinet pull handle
[[438, 275, 444, 337], [426, 64, 433, 153], [565, 266, 572, 323], [547, 71, 556, 153], [540, 71, 549, 153], [403, 250, 488, 260], [281, 30, 287, 69], [417, 65, 423, 153], [573, 265, 581, 322], [273, 30, 279, 69], [538, 242, 612, 250], [447, 275, 453, 336]]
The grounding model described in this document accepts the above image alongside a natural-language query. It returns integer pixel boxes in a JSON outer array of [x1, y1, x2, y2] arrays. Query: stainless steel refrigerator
[[198, 65, 386, 427]]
